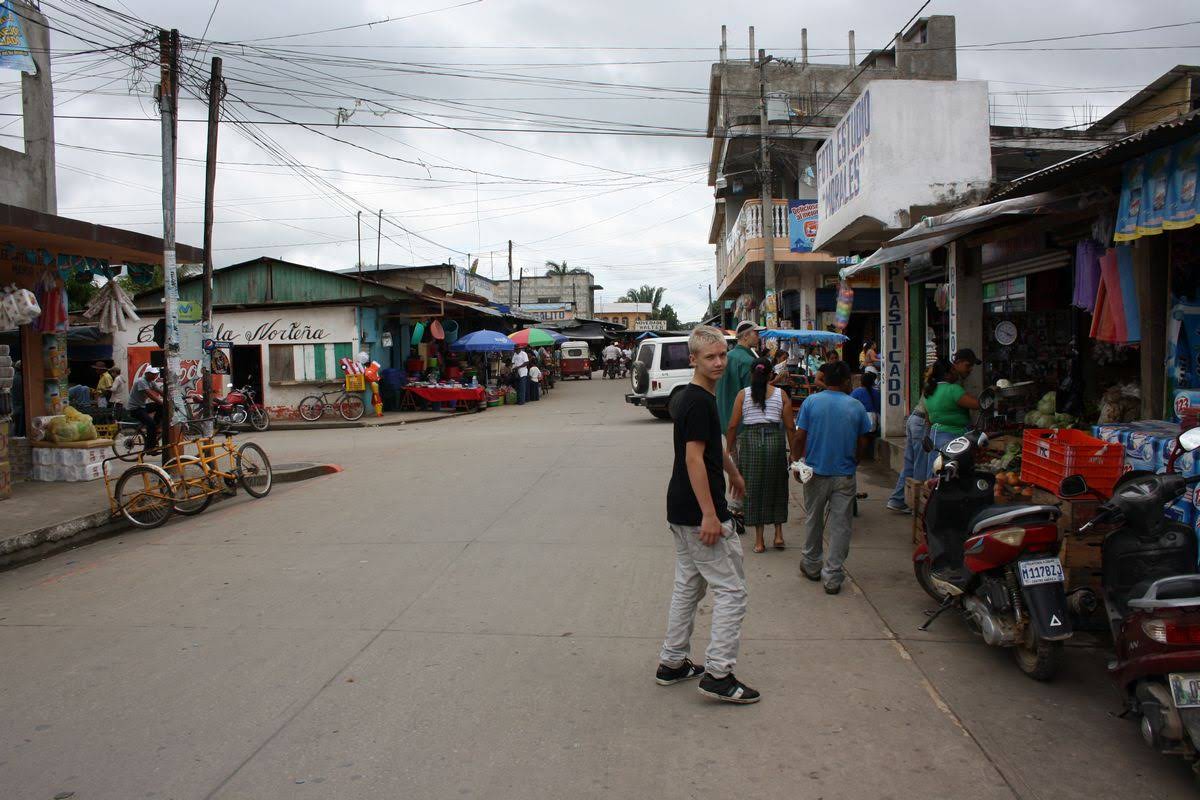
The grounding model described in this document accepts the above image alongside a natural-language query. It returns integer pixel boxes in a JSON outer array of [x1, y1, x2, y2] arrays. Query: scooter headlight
[[933, 454, 944, 473], [989, 527, 1026, 547]]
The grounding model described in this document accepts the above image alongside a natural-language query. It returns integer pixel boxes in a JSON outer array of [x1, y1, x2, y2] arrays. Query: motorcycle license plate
[[1018, 558, 1064, 587], [1169, 673, 1200, 709]]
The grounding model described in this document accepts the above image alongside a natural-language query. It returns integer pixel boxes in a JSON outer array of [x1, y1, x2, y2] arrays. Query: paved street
[[0, 378, 1194, 799]]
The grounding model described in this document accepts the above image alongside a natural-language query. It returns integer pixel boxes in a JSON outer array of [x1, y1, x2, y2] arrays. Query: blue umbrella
[[450, 329, 516, 352], [545, 330, 568, 344], [761, 329, 848, 347]]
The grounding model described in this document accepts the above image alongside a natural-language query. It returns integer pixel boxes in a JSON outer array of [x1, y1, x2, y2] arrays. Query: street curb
[[269, 413, 462, 431], [0, 462, 341, 572]]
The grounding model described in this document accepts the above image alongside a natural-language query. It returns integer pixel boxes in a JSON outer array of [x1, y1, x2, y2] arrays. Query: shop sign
[[1116, 134, 1200, 242], [816, 90, 871, 222], [634, 319, 667, 331], [136, 317, 331, 345], [882, 263, 906, 437], [787, 200, 819, 253], [0, 2, 35, 74]]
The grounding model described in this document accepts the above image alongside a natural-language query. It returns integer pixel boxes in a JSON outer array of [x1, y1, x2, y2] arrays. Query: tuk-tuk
[[560, 341, 593, 380]]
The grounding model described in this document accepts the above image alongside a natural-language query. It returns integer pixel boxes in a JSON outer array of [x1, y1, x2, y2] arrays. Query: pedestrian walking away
[[657, 325, 759, 704], [794, 361, 872, 595], [726, 357, 797, 554]]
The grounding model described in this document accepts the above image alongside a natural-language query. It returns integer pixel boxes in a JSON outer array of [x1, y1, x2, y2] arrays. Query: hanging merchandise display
[[1072, 239, 1102, 313], [0, 283, 40, 329], [1115, 133, 1200, 241], [1088, 246, 1141, 344], [82, 279, 140, 333], [834, 282, 854, 332], [34, 272, 67, 333]]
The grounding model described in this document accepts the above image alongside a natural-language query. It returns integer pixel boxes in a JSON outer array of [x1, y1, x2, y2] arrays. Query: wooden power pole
[[201, 55, 223, 418], [507, 239, 513, 306], [758, 48, 776, 327]]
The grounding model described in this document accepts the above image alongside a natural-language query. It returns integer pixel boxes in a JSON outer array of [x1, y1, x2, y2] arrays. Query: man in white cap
[[127, 365, 164, 449], [715, 320, 763, 431]]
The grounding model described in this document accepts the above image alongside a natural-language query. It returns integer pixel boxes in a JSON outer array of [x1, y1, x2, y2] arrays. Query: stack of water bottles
[[1093, 421, 1200, 546]]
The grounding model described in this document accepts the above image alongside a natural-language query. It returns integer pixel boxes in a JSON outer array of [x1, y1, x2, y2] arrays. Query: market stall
[[759, 328, 850, 404]]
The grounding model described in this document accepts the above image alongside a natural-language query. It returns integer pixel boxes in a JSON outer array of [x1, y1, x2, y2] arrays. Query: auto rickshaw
[[560, 341, 593, 380]]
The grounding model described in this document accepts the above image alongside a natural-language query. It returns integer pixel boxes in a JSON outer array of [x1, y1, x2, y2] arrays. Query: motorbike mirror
[[1059, 474, 1089, 498], [1179, 427, 1200, 454], [978, 388, 996, 411], [922, 436, 934, 454]]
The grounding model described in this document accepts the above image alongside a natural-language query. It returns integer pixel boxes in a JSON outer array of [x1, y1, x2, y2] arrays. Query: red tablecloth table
[[403, 385, 486, 411]]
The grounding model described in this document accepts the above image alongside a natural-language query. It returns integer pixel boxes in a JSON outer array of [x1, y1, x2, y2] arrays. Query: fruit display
[[992, 469, 1035, 501]]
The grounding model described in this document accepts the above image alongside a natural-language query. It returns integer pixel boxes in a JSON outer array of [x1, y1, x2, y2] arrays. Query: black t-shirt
[[667, 383, 730, 526]]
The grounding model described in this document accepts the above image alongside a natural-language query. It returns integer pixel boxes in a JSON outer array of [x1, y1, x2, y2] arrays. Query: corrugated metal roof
[[990, 109, 1200, 201]]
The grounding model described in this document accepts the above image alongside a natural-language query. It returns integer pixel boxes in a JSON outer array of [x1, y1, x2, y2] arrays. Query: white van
[[625, 335, 734, 420]]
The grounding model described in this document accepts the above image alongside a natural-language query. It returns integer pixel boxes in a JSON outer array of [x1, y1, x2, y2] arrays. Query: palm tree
[[618, 285, 665, 313], [544, 260, 579, 277]]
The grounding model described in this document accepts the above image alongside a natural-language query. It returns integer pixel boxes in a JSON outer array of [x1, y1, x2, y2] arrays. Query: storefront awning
[[838, 191, 1083, 279], [0, 202, 204, 265]]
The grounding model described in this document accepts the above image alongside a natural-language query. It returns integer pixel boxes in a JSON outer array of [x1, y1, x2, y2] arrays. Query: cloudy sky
[[2, 0, 1198, 319]]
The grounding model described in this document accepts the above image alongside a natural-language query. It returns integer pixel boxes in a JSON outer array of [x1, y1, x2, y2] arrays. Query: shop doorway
[[230, 345, 263, 400], [843, 313, 881, 372]]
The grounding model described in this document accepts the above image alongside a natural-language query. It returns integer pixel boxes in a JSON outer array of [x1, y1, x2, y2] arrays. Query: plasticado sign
[[137, 317, 331, 345]]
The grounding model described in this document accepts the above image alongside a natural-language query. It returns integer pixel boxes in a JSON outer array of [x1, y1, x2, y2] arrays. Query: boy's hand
[[699, 513, 724, 546], [728, 472, 746, 501]]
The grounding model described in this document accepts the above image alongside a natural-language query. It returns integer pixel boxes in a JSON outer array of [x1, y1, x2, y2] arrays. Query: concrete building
[[594, 302, 654, 331], [341, 263, 497, 302], [1089, 65, 1200, 135], [493, 271, 600, 318], [0, 1, 56, 214]]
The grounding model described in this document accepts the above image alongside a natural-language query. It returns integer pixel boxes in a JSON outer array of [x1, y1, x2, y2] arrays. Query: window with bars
[[268, 342, 354, 383]]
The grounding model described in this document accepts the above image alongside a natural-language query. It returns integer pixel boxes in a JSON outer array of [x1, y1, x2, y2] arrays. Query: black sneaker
[[655, 658, 705, 686], [697, 672, 761, 704], [800, 565, 822, 582], [824, 581, 842, 595]]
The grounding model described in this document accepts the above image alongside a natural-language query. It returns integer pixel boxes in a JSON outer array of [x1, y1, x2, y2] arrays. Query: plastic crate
[[1020, 428, 1124, 497], [344, 374, 366, 392]]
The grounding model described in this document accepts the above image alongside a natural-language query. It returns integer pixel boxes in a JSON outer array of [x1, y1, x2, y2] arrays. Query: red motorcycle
[[914, 420, 1074, 680], [1060, 426, 1200, 775], [187, 384, 269, 431]]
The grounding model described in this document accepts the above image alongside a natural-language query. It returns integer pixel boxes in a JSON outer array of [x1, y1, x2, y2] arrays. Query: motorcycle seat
[[968, 504, 1060, 535]]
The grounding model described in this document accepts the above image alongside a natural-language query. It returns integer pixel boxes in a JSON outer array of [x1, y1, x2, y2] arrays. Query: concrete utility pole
[[801, 28, 808, 66], [507, 239, 513, 306], [376, 209, 382, 272], [356, 211, 362, 297], [849, 30, 856, 66], [517, 268, 524, 306], [159, 28, 180, 437], [758, 47, 776, 327], [201, 55, 223, 419]]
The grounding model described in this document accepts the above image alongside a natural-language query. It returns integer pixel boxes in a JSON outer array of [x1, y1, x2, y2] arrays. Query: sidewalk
[[0, 460, 339, 571], [271, 408, 471, 431]]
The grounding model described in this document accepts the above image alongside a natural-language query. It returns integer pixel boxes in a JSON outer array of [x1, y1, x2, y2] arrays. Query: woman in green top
[[923, 358, 981, 452]]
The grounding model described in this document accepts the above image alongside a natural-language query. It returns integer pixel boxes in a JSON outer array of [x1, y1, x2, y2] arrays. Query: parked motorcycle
[[914, 392, 1074, 680], [187, 384, 269, 431], [1060, 426, 1200, 775]]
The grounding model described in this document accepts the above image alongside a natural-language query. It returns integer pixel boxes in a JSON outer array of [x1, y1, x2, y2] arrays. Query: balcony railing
[[726, 199, 789, 259]]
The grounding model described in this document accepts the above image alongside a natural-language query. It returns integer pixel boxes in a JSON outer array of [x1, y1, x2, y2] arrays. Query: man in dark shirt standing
[[656, 326, 759, 704]]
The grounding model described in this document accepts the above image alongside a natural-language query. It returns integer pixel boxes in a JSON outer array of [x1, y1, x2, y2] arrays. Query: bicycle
[[162, 419, 274, 517], [297, 384, 365, 422], [112, 407, 164, 462]]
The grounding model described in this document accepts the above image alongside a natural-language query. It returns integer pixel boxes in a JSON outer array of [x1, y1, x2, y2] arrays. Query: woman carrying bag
[[726, 357, 799, 553]]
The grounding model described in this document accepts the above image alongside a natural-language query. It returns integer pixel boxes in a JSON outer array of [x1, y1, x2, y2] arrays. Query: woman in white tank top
[[725, 356, 798, 553]]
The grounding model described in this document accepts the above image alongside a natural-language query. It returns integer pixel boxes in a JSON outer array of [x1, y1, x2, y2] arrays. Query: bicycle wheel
[[163, 455, 214, 516], [236, 442, 273, 498], [338, 394, 365, 421], [112, 427, 145, 462], [115, 465, 175, 529], [298, 395, 324, 421], [248, 406, 270, 431]]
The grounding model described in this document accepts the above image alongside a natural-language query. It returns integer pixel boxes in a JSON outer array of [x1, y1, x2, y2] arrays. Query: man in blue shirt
[[795, 361, 873, 594]]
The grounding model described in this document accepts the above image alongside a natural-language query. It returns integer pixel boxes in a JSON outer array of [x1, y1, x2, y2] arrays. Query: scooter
[[187, 384, 270, 431], [1060, 426, 1200, 774], [914, 393, 1074, 680]]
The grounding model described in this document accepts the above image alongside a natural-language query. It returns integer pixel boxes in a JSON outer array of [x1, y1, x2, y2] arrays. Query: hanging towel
[[1072, 239, 1102, 312], [1089, 246, 1141, 344]]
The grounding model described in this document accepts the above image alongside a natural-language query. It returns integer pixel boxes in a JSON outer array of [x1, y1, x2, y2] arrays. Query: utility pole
[[376, 209, 382, 272], [758, 47, 776, 328], [200, 55, 223, 419], [708, 283, 713, 318], [159, 28, 180, 439], [356, 211, 362, 297], [507, 239, 513, 306], [518, 268, 524, 306]]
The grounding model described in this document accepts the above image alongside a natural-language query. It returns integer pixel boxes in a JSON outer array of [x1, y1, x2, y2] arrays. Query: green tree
[[617, 284, 665, 312], [64, 273, 99, 312], [544, 260, 584, 277], [658, 303, 682, 331]]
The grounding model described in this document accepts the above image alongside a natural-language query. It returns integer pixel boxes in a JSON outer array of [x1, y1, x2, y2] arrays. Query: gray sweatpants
[[660, 522, 747, 679], [801, 474, 857, 586]]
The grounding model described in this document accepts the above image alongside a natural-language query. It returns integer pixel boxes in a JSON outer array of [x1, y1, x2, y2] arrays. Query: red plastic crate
[[1020, 428, 1124, 497]]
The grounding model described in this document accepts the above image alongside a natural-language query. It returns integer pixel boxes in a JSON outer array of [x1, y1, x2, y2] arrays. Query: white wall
[[813, 80, 993, 251], [112, 306, 359, 414]]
